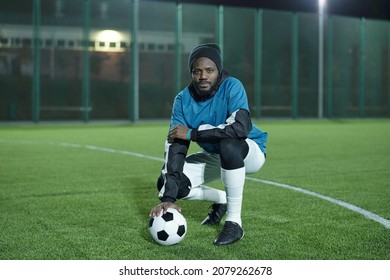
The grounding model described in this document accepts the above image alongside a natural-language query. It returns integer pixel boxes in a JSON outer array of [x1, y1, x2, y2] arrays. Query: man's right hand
[[149, 202, 182, 217]]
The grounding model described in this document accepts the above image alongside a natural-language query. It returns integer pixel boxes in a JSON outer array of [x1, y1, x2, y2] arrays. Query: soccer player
[[149, 43, 268, 246]]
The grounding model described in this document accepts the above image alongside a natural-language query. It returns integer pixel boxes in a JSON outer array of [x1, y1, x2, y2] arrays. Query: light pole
[[318, 0, 326, 118]]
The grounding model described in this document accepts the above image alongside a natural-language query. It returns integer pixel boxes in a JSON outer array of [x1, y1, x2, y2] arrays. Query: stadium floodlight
[[318, 0, 326, 118]]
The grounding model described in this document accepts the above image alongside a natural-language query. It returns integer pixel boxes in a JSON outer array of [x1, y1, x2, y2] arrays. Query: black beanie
[[188, 43, 222, 73]]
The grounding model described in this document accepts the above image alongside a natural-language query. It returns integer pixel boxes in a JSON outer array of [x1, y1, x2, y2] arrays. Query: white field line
[[57, 142, 165, 163], [61, 142, 390, 229], [246, 177, 390, 229], [2, 139, 390, 229]]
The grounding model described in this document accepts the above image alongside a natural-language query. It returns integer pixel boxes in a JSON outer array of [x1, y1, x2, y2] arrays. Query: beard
[[194, 81, 218, 97]]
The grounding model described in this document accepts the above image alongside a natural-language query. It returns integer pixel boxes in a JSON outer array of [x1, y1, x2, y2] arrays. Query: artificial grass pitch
[[0, 120, 389, 260]]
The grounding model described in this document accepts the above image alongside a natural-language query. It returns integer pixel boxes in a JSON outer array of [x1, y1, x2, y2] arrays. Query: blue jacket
[[160, 71, 268, 202]]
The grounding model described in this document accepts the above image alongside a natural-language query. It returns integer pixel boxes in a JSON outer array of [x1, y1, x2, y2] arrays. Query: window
[[12, 38, 21, 46], [0, 37, 8, 45], [57, 39, 65, 47], [147, 43, 155, 51]]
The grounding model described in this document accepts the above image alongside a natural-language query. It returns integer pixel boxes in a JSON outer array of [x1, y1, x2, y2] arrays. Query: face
[[191, 57, 219, 96]]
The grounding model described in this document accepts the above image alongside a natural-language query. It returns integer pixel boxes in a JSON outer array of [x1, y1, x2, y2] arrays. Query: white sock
[[183, 185, 227, 204], [221, 167, 245, 227]]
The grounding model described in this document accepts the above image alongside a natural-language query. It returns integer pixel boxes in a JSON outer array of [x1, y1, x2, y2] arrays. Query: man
[[150, 43, 268, 246]]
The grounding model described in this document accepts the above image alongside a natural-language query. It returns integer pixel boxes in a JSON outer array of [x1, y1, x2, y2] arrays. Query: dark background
[[1, 0, 389, 20], [165, 0, 390, 20]]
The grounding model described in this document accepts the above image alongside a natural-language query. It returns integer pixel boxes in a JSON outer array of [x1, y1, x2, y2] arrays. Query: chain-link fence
[[0, 0, 389, 121]]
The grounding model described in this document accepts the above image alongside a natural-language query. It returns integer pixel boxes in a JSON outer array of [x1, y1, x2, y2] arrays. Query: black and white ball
[[148, 208, 187, 245]]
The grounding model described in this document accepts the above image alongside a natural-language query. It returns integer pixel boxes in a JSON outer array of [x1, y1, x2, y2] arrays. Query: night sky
[[0, 0, 389, 21]]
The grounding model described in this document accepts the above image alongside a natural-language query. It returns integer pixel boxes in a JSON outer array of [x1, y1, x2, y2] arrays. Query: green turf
[[0, 119, 389, 260]]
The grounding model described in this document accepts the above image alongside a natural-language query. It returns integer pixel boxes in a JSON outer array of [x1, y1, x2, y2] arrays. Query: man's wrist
[[160, 196, 175, 203], [186, 129, 192, 140]]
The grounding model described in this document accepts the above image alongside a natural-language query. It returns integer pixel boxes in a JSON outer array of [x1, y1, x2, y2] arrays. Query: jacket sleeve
[[158, 138, 190, 203], [190, 109, 252, 143], [157, 91, 191, 202]]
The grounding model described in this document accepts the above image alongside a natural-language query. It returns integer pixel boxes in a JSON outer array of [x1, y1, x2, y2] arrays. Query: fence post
[[358, 18, 366, 118], [254, 9, 263, 119], [318, 1, 325, 119], [217, 5, 224, 60], [32, 0, 41, 123], [174, 3, 183, 96], [82, 0, 90, 122], [326, 16, 333, 118], [388, 22, 390, 118], [291, 13, 299, 119], [130, 0, 139, 122]]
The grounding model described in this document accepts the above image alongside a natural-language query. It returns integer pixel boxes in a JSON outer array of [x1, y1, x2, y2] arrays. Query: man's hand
[[168, 124, 190, 143], [149, 202, 182, 217]]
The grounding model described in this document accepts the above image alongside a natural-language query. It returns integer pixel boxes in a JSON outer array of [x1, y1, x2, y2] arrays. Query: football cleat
[[213, 221, 244, 246], [201, 203, 227, 225]]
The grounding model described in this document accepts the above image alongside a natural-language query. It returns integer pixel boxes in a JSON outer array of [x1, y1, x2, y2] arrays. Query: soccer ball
[[148, 208, 187, 245]]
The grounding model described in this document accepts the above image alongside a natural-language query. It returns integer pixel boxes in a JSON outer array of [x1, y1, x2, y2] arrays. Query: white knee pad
[[244, 139, 265, 174]]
